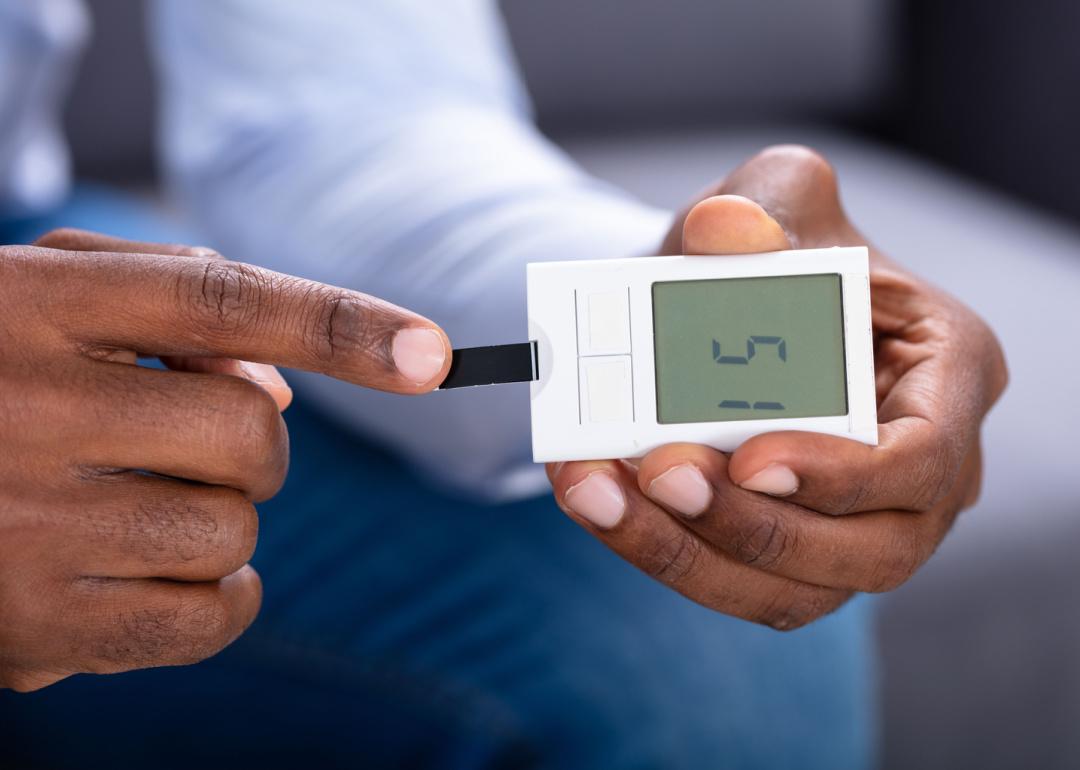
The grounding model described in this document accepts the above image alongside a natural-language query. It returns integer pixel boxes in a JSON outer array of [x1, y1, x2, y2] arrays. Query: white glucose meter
[[524, 248, 877, 463], [438, 247, 877, 463]]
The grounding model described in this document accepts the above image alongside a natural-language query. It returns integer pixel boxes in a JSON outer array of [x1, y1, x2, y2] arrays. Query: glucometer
[[441, 247, 878, 463]]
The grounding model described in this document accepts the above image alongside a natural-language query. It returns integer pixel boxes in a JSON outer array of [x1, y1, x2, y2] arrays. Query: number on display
[[712, 336, 786, 411]]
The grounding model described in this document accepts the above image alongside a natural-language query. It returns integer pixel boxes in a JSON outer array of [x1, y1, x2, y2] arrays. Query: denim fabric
[[0, 189, 878, 769]]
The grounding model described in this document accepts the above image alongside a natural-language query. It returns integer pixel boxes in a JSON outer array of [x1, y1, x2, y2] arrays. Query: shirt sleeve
[[150, 0, 671, 501], [0, 0, 87, 218]]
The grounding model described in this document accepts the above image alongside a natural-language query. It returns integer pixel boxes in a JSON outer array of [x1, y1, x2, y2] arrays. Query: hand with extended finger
[[0, 229, 451, 691]]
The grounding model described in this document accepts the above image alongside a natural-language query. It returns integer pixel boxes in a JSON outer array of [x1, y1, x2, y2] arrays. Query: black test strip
[[439, 341, 539, 389]]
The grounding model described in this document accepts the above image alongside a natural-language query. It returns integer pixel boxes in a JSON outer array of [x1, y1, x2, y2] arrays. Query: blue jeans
[[0, 189, 877, 769]]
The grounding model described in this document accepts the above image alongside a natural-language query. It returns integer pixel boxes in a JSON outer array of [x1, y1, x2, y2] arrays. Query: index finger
[[32, 229, 294, 409], [45, 249, 451, 394]]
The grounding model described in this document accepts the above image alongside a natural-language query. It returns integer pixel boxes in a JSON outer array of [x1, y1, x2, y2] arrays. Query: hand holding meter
[[436, 144, 1005, 631]]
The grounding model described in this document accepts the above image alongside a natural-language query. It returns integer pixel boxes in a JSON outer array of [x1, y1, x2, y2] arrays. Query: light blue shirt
[[149, 0, 671, 499], [0, 0, 86, 217], [2, 0, 671, 500]]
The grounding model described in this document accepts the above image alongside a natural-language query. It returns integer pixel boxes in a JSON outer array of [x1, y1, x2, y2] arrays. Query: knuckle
[[961, 468, 983, 511], [831, 481, 872, 516], [308, 291, 390, 368], [756, 144, 837, 185], [757, 587, 843, 632], [126, 493, 218, 564], [875, 420, 959, 514], [126, 489, 258, 575], [730, 515, 793, 570], [225, 380, 289, 497], [204, 492, 259, 573], [171, 598, 235, 663], [219, 492, 259, 568], [912, 428, 961, 511], [103, 596, 232, 667], [868, 529, 927, 592], [180, 259, 268, 340], [641, 529, 705, 586], [977, 320, 1010, 403], [991, 351, 1009, 403]]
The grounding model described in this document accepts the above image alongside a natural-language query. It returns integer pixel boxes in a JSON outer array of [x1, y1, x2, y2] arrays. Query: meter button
[[577, 289, 631, 356], [579, 355, 634, 423]]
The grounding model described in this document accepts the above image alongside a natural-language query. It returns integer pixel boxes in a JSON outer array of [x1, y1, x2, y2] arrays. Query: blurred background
[[52, 0, 1080, 767]]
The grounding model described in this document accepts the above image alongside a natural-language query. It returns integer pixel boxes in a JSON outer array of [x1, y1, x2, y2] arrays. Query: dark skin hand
[[0, 229, 451, 691], [549, 145, 1008, 629]]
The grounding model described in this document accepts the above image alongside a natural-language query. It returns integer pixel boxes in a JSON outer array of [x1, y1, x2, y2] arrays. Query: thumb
[[659, 145, 858, 257], [682, 194, 791, 255]]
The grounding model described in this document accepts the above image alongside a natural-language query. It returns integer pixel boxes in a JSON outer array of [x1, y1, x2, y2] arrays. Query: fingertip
[[560, 463, 627, 530], [728, 436, 775, 487], [221, 564, 263, 637], [645, 462, 713, 518], [237, 362, 293, 411], [392, 326, 452, 391], [637, 442, 727, 489], [729, 431, 878, 504], [737, 463, 800, 497], [683, 195, 791, 255], [269, 385, 294, 412], [728, 432, 808, 487], [552, 459, 620, 496]]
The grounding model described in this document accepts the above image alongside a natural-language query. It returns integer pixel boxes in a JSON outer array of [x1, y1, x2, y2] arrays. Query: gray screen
[[652, 274, 848, 424]]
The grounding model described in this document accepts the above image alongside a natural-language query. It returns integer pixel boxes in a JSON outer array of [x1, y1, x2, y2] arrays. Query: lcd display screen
[[652, 274, 848, 424]]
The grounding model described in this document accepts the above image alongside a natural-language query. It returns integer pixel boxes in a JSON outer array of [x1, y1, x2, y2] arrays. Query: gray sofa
[[64, 1, 1080, 767]]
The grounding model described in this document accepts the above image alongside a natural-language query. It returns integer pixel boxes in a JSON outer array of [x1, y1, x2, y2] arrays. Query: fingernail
[[564, 472, 626, 529], [239, 362, 293, 410], [239, 361, 289, 389], [647, 463, 712, 517], [740, 463, 799, 497], [392, 328, 447, 385]]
